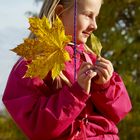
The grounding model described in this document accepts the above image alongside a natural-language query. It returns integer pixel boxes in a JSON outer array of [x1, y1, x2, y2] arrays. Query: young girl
[[2, 0, 132, 139]]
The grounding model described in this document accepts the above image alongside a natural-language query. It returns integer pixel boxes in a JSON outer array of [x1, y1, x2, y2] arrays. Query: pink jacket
[[2, 44, 132, 140]]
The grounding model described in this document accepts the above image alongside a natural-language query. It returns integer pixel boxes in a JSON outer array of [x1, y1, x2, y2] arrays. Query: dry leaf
[[90, 33, 102, 57]]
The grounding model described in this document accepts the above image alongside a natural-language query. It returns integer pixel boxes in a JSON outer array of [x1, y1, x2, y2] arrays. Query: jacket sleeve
[[2, 58, 90, 140], [91, 72, 132, 124]]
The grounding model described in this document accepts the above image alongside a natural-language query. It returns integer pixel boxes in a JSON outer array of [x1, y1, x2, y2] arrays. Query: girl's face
[[60, 0, 102, 44]]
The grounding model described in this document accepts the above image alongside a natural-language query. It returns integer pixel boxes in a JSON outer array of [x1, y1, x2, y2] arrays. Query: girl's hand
[[94, 57, 114, 85], [77, 62, 97, 94]]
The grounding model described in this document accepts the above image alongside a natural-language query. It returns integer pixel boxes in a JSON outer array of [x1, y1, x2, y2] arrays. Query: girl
[[2, 0, 132, 139]]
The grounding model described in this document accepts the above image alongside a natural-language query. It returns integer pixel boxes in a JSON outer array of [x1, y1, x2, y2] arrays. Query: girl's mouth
[[82, 31, 91, 37]]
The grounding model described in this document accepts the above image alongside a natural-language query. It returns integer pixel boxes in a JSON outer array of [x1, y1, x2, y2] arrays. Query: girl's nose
[[90, 18, 97, 30]]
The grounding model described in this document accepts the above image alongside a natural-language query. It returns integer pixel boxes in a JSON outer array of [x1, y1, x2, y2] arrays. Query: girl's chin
[[77, 38, 87, 44], [71, 36, 88, 44]]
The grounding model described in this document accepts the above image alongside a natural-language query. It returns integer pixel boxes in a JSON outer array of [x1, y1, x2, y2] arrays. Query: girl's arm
[[2, 58, 90, 140], [91, 72, 132, 124]]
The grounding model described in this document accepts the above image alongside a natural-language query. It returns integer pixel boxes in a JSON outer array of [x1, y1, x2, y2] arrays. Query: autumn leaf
[[90, 33, 102, 57], [11, 16, 72, 79]]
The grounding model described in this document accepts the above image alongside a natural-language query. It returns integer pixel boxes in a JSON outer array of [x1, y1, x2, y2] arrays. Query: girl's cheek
[[80, 16, 90, 25]]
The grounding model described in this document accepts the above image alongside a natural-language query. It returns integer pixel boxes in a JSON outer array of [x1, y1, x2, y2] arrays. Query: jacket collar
[[68, 42, 85, 53]]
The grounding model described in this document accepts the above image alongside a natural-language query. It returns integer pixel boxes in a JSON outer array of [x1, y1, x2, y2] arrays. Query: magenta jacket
[[2, 44, 132, 140]]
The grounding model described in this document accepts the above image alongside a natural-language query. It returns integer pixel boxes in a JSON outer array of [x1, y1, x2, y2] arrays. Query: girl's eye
[[84, 13, 93, 19], [88, 14, 93, 19], [84, 14, 89, 18]]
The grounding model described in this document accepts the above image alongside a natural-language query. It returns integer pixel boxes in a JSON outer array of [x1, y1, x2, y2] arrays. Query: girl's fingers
[[96, 61, 109, 70], [95, 65, 109, 80], [95, 63, 113, 76], [77, 69, 97, 93], [96, 58, 114, 75], [97, 57, 110, 64], [79, 62, 92, 69], [78, 62, 94, 76], [84, 70, 97, 80], [97, 57, 113, 69], [94, 68, 103, 79]]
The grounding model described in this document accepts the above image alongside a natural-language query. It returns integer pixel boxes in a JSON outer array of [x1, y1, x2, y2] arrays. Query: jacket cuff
[[70, 82, 90, 102], [92, 80, 110, 91]]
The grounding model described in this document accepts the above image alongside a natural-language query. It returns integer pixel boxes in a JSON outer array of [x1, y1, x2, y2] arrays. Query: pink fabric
[[2, 44, 132, 140]]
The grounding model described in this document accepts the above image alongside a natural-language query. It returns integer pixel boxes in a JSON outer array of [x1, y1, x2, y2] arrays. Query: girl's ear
[[55, 4, 64, 17]]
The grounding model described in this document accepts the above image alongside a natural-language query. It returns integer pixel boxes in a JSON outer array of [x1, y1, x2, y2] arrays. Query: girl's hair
[[38, 0, 73, 22]]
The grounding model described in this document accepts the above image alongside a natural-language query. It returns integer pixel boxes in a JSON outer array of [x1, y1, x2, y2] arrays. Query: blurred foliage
[[0, 113, 26, 140], [95, 0, 140, 139], [1, 0, 140, 139]]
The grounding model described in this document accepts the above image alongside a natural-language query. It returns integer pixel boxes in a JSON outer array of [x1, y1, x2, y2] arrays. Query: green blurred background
[[0, 0, 140, 139]]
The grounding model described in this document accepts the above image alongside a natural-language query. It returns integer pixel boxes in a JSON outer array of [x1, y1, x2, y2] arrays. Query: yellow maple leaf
[[11, 16, 72, 79]]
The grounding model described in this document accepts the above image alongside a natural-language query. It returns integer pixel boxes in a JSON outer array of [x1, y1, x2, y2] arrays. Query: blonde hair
[[38, 0, 73, 22]]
